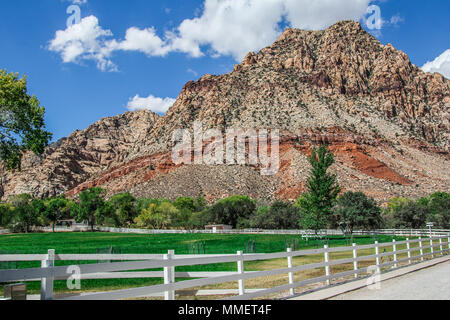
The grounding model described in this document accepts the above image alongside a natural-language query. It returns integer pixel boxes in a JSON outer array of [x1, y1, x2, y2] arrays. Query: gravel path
[[331, 261, 450, 300]]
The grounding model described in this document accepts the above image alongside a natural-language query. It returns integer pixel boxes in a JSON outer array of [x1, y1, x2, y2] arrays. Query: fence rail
[[0, 235, 449, 300], [2, 227, 449, 237], [97, 227, 450, 237]]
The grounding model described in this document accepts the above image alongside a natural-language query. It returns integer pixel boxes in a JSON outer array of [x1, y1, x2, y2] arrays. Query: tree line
[[0, 146, 448, 235]]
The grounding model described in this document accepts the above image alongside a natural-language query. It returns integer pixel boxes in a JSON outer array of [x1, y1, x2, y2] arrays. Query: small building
[[205, 225, 233, 233]]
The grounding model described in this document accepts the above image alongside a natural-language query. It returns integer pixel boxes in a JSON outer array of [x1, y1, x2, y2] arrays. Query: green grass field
[[0, 232, 407, 296]]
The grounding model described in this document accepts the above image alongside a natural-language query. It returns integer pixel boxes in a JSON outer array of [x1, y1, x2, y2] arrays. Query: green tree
[[73, 188, 107, 232], [297, 145, 341, 233], [0, 70, 52, 170], [105, 192, 137, 227], [135, 197, 167, 215], [173, 197, 196, 213], [332, 192, 383, 240], [172, 196, 208, 229], [392, 201, 429, 229], [205, 196, 256, 228], [250, 201, 302, 230], [9, 194, 40, 233], [134, 202, 179, 229], [43, 197, 70, 232], [383, 197, 410, 228], [0, 202, 14, 227], [383, 193, 449, 229], [421, 192, 449, 229]]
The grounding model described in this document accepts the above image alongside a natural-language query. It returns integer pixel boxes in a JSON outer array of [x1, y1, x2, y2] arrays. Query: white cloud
[[49, 0, 377, 70], [285, 0, 371, 30], [48, 16, 172, 71], [422, 49, 450, 79], [127, 94, 176, 114], [110, 27, 171, 57], [171, 0, 372, 61], [171, 0, 286, 61], [48, 16, 118, 71]]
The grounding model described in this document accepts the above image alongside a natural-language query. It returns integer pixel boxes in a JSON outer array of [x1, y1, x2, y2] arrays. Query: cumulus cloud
[[171, 0, 372, 61], [49, 0, 378, 70], [422, 49, 450, 79], [285, 0, 371, 30], [109, 27, 171, 57], [127, 94, 176, 114], [48, 16, 118, 71]]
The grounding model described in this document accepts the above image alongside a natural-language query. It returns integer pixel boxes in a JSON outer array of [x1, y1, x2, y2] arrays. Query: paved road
[[331, 261, 450, 300]]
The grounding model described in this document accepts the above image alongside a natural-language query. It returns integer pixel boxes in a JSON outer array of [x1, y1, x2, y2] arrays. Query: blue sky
[[0, 0, 448, 142]]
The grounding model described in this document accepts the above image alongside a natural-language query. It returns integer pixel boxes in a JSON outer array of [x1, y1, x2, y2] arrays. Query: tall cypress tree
[[297, 145, 341, 233]]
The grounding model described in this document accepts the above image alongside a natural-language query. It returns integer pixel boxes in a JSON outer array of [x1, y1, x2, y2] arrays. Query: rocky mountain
[[0, 110, 160, 199], [1, 21, 449, 203]]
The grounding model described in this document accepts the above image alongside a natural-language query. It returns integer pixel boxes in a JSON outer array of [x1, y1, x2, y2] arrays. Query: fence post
[[237, 251, 245, 295], [164, 250, 175, 300], [352, 243, 358, 279], [419, 237, 424, 262], [406, 238, 411, 264], [448, 236, 450, 252], [430, 238, 434, 259], [287, 248, 294, 296], [40, 249, 55, 301], [324, 245, 330, 286], [375, 241, 380, 274], [439, 238, 443, 256], [392, 240, 398, 268]]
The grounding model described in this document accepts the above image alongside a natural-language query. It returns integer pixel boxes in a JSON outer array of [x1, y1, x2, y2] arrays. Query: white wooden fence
[[98, 227, 450, 237], [0, 235, 449, 301], [2, 227, 448, 237]]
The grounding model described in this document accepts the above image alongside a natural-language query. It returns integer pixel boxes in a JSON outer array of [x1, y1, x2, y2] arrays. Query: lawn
[[0, 232, 410, 296]]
